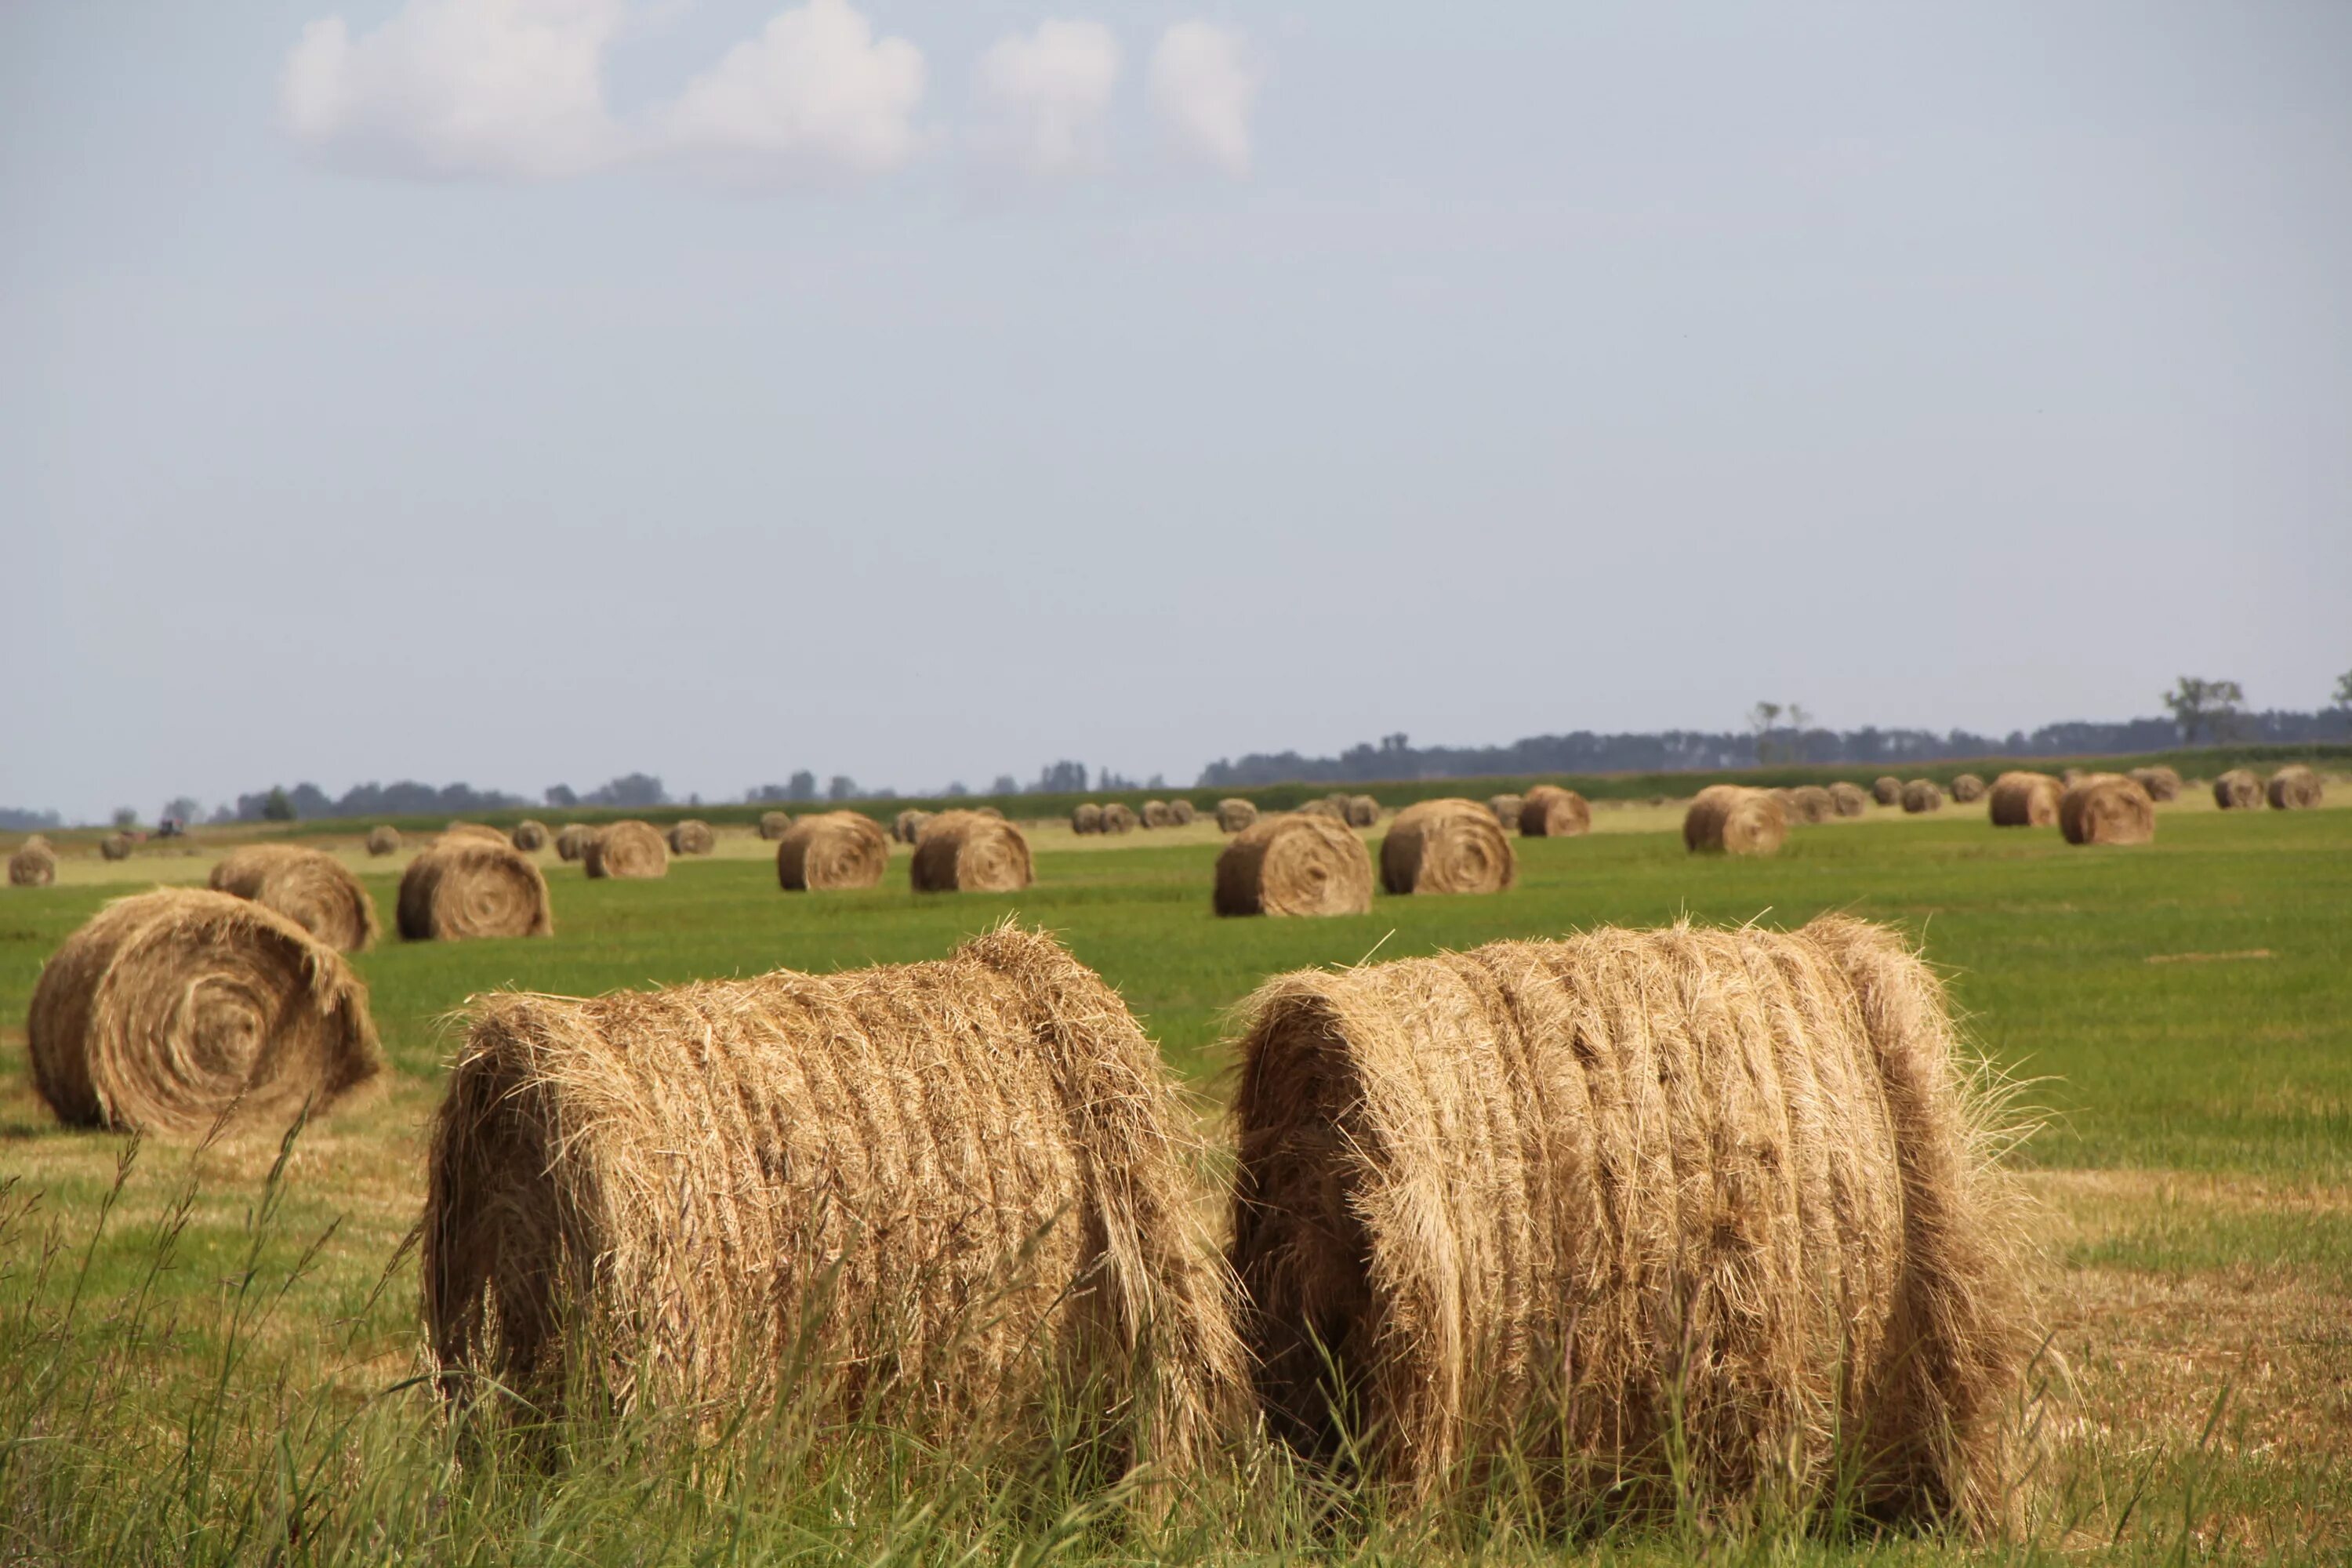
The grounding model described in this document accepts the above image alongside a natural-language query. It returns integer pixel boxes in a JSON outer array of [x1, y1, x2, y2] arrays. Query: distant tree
[[2334, 668, 2352, 710], [161, 797, 200, 826], [826, 775, 858, 802], [2161, 677, 2246, 745], [261, 786, 296, 822], [1749, 702, 1784, 763], [1098, 769, 1138, 791], [942, 781, 971, 797], [546, 784, 579, 808], [989, 775, 1018, 795], [788, 771, 818, 803], [112, 807, 137, 829], [1032, 760, 1087, 793], [583, 774, 666, 808]]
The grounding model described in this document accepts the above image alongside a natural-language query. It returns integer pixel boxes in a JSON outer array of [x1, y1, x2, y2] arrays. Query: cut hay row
[[10, 837, 56, 887], [1215, 812, 1373, 917], [398, 839, 554, 942], [585, 820, 667, 880], [1683, 785, 1786, 855], [2212, 768, 2261, 809], [1989, 771, 2062, 828], [208, 844, 377, 953], [2268, 764, 2323, 810], [668, 818, 715, 856], [511, 819, 549, 853], [27, 887, 382, 1138], [910, 811, 1033, 893], [1379, 798, 1515, 896], [776, 811, 888, 891], [1900, 779, 1944, 815], [366, 825, 401, 856], [2060, 774, 2155, 846], [1518, 784, 1589, 837]]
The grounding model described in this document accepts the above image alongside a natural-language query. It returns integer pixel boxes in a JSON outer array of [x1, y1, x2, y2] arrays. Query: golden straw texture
[[910, 811, 1033, 893], [1518, 785, 1591, 837], [585, 820, 667, 880], [1683, 785, 1788, 855], [1214, 813, 1374, 917], [2060, 775, 2156, 846], [775, 811, 888, 891], [1988, 772, 2061, 828], [208, 844, 378, 953], [1380, 798, 1517, 896], [397, 839, 554, 941], [2267, 764, 2323, 810], [2212, 769, 2260, 810]]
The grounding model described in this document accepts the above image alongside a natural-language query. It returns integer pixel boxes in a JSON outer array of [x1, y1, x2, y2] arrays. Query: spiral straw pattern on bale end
[[1216, 798, 1258, 833], [366, 826, 401, 857], [1950, 773, 1987, 804], [1380, 798, 1516, 896], [100, 833, 134, 862], [1169, 798, 1198, 826], [28, 887, 382, 1138], [585, 820, 667, 880], [1683, 785, 1788, 856], [1227, 916, 2033, 1523], [398, 839, 554, 941], [1829, 782, 1871, 818], [444, 822, 509, 846], [893, 809, 932, 845], [668, 818, 716, 856], [1099, 802, 1138, 834], [1214, 812, 1374, 918], [9, 839, 57, 887], [554, 824, 593, 862], [1778, 786, 1835, 825], [2060, 774, 2155, 846], [1486, 793, 1524, 829], [2126, 766, 2181, 803], [2267, 764, 2323, 811], [758, 810, 793, 840], [1871, 776, 1902, 806], [1142, 800, 1174, 829], [510, 820, 549, 853], [1071, 803, 1103, 835], [911, 811, 1034, 894], [1988, 771, 2062, 828], [1900, 780, 1944, 815], [422, 925, 1246, 1475], [776, 811, 888, 891], [1518, 785, 1590, 837], [209, 844, 378, 953], [2211, 768, 2261, 810]]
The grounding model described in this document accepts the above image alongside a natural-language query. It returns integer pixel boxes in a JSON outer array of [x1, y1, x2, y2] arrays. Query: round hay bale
[[1169, 798, 1198, 826], [1780, 785, 1835, 825], [910, 811, 1033, 894], [1682, 785, 1787, 855], [584, 820, 667, 880], [1379, 798, 1516, 896], [422, 927, 1245, 1467], [1987, 771, 2062, 827], [27, 887, 382, 1138], [1216, 798, 1258, 833], [1345, 795, 1381, 829], [2060, 774, 2155, 846], [9, 837, 57, 887], [1214, 813, 1374, 918], [1296, 797, 1346, 822], [1871, 775, 1902, 806], [1828, 781, 1870, 818], [100, 832, 134, 862], [1900, 779, 1944, 815], [2060, 768, 2085, 788], [758, 809, 793, 840], [510, 819, 549, 853], [1518, 784, 1592, 837], [2267, 764, 2323, 811], [366, 826, 401, 857], [1099, 802, 1138, 834], [976, 805, 1007, 822], [1486, 793, 1524, 829], [1072, 802, 1103, 834], [398, 838, 555, 941], [208, 844, 378, 953], [893, 808, 933, 845], [775, 811, 888, 891], [444, 822, 509, 846], [1950, 773, 1987, 804], [1226, 917, 2032, 1522], [554, 823, 594, 862], [1142, 800, 1174, 829], [2212, 768, 2262, 810], [668, 818, 715, 856], [2125, 766, 2181, 803]]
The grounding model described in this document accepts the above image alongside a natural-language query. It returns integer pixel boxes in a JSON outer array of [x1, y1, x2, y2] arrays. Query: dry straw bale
[[1987, 772, 2061, 828], [1682, 785, 1788, 856], [1142, 800, 1175, 829], [758, 810, 793, 840], [2060, 768, 2085, 788], [1099, 802, 1138, 835], [585, 820, 668, 880], [1828, 782, 1871, 818], [510, 820, 550, 853], [445, 822, 510, 846], [1072, 802, 1104, 835], [668, 819, 716, 856], [1380, 798, 1517, 896], [1296, 797, 1347, 822], [2211, 768, 2261, 810], [1518, 785, 1592, 838], [1345, 795, 1381, 829], [1779, 786, 1835, 826], [209, 844, 378, 953], [1214, 812, 1374, 918], [554, 824, 594, 862], [9, 837, 57, 887], [910, 811, 1034, 894], [2059, 774, 2156, 847], [2267, 764, 2324, 811], [1169, 799, 1198, 826], [28, 887, 381, 1138], [1217, 798, 1259, 833], [1900, 779, 1944, 815], [398, 839, 555, 942], [1227, 916, 2031, 1523], [366, 826, 401, 857], [2125, 766, 2181, 803], [975, 805, 1007, 822], [100, 833, 134, 862], [776, 811, 889, 891], [893, 809, 933, 845], [1871, 776, 1903, 807], [1950, 774, 1987, 804], [422, 925, 1244, 1471], [1487, 793, 1524, 829]]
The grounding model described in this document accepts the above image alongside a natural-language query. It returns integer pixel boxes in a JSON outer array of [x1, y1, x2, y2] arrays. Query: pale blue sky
[[5, 2, 2347, 820]]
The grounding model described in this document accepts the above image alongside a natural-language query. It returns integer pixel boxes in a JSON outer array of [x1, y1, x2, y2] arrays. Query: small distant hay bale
[[668, 819, 716, 856], [758, 810, 793, 840], [1379, 798, 1516, 896], [1950, 773, 1987, 804], [1900, 779, 1944, 815], [1142, 800, 1174, 829], [1780, 785, 1835, 825], [1100, 802, 1138, 834], [911, 811, 1034, 894], [366, 826, 401, 857], [28, 887, 382, 1138], [1214, 813, 1374, 917], [554, 824, 594, 862], [1072, 802, 1104, 834], [507, 820, 546, 853], [1297, 797, 1347, 822], [445, 822, 509, 846], [2125, 766, 2181, 803], [1345, 795, 1381, 829], [1169, 799, 1198, 826], [100, 833, 134, 862], [776, 811, 888, 891], [1828, 782, 1870, 818], [2267, 764, 2323, 811], [1871, 775, 1902, 806], [585, 821, 668, 880], [209, 844, 378, 953], [422, 926, 1244, 1470], [9, 837, 57, 887], [1682, 785, 1787, 855], [2212, 768, 2262, 810], [1227, 916, 2033, 1521], [1216, 798, 1258, 833], [893, 809, 933, 844], [2060, 768, 2085, 787], [399, 839, 556, 941], [1487, 793, 1524, 829], [1518, 784, 1591, 837], [2060, 774, 2155, 845], [1988, 771, 2062, 827]]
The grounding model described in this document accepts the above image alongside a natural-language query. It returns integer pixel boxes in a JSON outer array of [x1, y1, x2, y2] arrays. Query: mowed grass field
[[2, 797, 2347, 1563]]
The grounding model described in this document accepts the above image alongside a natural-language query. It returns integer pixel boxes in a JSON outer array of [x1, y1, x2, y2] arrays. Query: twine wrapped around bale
[[445, 822, 509, 846], [209, 844, 378, 953], [2060, 775, 2155, 846], [1072, 803, 1104, 835], [1345, 796, 1381, 829], [1779, 786, 1835, 825], [1829, 782, 1871, 818], [1100, 803, 1138, 835], [1871, 776, 1902, 807], [27, 887, 382, 1137], [585, 821, 668, 880], [1900, 780, 1944, 815], [367, 826, 402, 857], [776, 811, 888, 891], [1487, 793, 1524, 829], [1142, 800, 1174, 829], [2267, 765, 2323, 811], [1950, 774, 1987, 804], [398, 839, 555, 941], [511, 820, 550, 853], [1214, 813, 1374, 917], [1518, 786, 1589, 837], [9, 837, 57, 887], [668, 819, 716, 856], [555, 824, 593, 862], [1683, 785, 1788, 856], [910, 811, 1033, 894], [1380, 799, 1516, 896], [422, 925, 1245, 1474], [1227, 916, 2033, 1523], [893, 809, 933, 845], [1217, 799, 1258, 833], [2212, 769, 2261, 810], [1169, 799, 1198, 826], [100, 833, 134, 862], [2125, 767, 2181, 803]]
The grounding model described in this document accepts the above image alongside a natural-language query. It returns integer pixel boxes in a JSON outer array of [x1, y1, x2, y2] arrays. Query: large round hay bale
[[1871, 775, 1902, 806], [2267, 764, 2323, 811], [1227, 917, 2031, 1521], [1950, 773, 1987, 804], [1987, 771, 2061, 827], [1486, 793, 1524, 829], [423, 927, 1244, 1467], [910, 811, 1033, 894], [1379, 798, 1516, 896], [1518, 784, 1591, 837], [1100, 802, 1138, 834], [757, 810, 793, 840], [1142, 800, 1174, 829], [2125, 766, 2180, 803], [1828, 781, 1870, 818], [366, 826, 401, 856], [1214, 813, 1374, 917], [1168, 798, 1198, 826], [1345, 795, 1380, 829], [554, 823, 593, 861], [100, 833, 134, 861], [208, 844, 377, 953], [398, 839, 554, 941], [1682, 785, 1787, 855], [1071, 802, 1103, 834], [2060, 774, 2155, 846], [2212, 768, 2261, 809], [893, 808, 933, 845], [27, 887, 382, 1138], [775, 811, 888, 891], [510, 819, 549, 853], [9, 837, 56, 887], [444, 822, 509, 846], [668, 818, 715, 856], [1779, 785, 1835, 825], [584, 820, 667, 880], [1900, 779, 1944, 815], [1216, 798, 1258, 833]]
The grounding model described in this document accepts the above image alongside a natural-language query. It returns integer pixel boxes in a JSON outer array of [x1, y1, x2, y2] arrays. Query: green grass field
[[2, 798, 2347, 1563]]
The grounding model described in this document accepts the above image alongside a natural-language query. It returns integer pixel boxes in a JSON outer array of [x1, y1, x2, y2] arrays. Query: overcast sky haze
[[4, 1, 2347, 822]]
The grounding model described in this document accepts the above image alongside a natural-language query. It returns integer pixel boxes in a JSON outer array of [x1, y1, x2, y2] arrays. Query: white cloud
[[661, 0, 925, 180], [281, 0, 627, 180], [973, 20, 1120, 179], [1148, 21, 1258, 176]]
